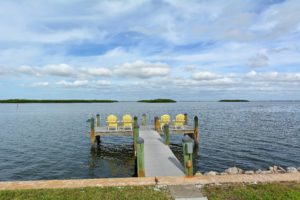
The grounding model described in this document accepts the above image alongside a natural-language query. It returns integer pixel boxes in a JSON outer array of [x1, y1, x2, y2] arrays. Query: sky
[[0, 0, 300, 101]]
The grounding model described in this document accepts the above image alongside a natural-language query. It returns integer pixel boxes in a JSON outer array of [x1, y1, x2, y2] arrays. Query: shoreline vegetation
[[219, 99, 250, 102], [137, 99, 176, 103], [0, 99, 118, 103]]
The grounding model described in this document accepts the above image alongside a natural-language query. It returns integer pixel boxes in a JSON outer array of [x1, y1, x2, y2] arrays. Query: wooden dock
[[140, 127, 185, 177], [88, 114, 198, 177]]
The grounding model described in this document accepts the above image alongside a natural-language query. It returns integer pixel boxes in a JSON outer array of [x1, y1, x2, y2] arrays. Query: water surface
[[0, 102, 299, 181]]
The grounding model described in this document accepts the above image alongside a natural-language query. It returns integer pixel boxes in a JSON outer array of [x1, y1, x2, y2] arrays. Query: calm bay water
[[0, 102, 300, 181]]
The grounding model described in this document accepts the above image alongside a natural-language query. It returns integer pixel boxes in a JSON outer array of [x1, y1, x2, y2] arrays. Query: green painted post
[[182, 135, 193, 177], [184, 113, 188, 125], [142, 114, 146, 126], [133, 122, 139, 155], [194, 116, 199, 145], [90, 117, 96, 145], [96, 114, 100, 127], [137, 137, 145, 177], [163, 124, 170, 145]]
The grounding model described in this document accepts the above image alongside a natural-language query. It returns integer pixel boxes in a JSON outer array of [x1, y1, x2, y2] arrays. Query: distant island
[[138, 98, 176, 103], [219, 99, 250, 102], [0, 99, 118, 103]]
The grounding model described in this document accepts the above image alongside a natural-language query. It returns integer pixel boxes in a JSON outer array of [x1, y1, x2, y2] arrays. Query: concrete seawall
[[1, 173, 300, 190]]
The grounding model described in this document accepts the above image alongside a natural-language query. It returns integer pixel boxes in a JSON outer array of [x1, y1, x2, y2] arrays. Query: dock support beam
[[137, 137, 145, 177], [193, 116, 199, 145], [96, 114, 100, 127], [154, 116, 160, 131], [163, 124, 170, 145], [142, 114, 146, 126], [90, 117, 96, 146], [182, 135, 193, 177], [133, 121, 139, 155]]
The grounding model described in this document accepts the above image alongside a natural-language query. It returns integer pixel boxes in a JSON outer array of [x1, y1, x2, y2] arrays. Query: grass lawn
[[0, 186, 171, 200], [204, 182, 300, 200]]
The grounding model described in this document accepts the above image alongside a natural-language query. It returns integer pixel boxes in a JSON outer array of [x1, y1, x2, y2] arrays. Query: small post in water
[[137, 137, 145, 177], [90, 117, 96, 145], [142, 114, 146, 126], [193, 116, 199, 145], [133, 120, 139, 155], [96, 114, 100, 127], [163, 124, 170, 145], [182, 135, 193, 177], [184, 113, 188, 125]]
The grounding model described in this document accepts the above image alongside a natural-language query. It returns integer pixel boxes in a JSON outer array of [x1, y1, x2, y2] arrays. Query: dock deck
[[139, 127, 185, 177]]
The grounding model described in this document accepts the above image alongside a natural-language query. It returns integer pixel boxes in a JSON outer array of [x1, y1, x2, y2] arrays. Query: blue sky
[[0, 0, 300, 100]]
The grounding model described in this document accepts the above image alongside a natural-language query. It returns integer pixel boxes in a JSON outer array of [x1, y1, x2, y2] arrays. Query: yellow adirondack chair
[[174, 114, 185, 129], [122, 114, 133, 130], [160, 114, 171, 129], [107, 114, 118, 130]]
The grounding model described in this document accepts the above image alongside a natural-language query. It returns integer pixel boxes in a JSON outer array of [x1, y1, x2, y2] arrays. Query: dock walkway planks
[[139, 127, 185, 177]]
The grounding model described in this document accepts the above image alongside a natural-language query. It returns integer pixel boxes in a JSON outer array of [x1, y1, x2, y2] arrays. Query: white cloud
[[80, 67, 112, 77], [56, 80, 89, 88], [15, 64, 75, 77], [43, 64, 75, 77], [114, 60, 171, 78], [54, 79, 111, 89], [30, 82, 49, 87], [192, 71, 222, 80], [1, 60, 171, 79]]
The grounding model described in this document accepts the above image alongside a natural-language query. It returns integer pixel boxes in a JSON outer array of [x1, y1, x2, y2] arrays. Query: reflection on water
[[0, 101, 300, 181]]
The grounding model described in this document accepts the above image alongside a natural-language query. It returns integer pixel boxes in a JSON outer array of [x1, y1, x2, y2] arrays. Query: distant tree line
[[0, 99, 118, 103], [137, 99, 176, 103], [218, 99, 249, 102]]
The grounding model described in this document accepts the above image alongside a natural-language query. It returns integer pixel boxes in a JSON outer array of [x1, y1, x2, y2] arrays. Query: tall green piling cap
[[182, 135, 192, 143]]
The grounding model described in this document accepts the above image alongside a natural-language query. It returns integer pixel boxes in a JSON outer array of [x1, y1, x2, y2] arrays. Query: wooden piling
[[154, 116, 160, 131], [193, 116, 199, 145], [133, 122, 139, 155], [142, 114, 146, 126], [137, 137, 145, 177], [182, 135, 193, 177], [134, 116, 138, 125], [96, 136, 100, 146], [90, 117, 96, 145], [184, 113, 188, 125], [163, 124, 170, 145], [96, 114, 100, 127]]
